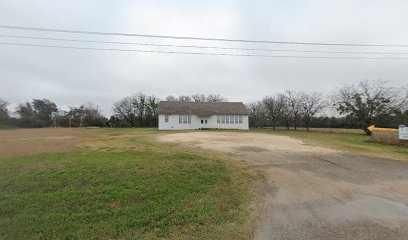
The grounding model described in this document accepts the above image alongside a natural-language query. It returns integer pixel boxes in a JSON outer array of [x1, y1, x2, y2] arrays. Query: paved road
[[159, 132, 408, 240]]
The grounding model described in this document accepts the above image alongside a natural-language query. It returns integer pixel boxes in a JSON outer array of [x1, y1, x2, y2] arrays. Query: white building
[[158, 101, 249, 130]]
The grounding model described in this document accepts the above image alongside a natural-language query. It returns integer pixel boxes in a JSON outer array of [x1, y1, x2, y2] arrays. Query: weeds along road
[[159, 132, 408, 240]]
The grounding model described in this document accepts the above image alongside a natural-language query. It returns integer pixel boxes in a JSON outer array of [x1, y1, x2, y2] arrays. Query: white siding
[[158, 114, 249, 130]]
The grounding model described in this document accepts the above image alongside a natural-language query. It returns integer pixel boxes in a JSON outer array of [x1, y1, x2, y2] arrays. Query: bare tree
[[166, 94, 226, 102], [300, 92, 325, 131], [178, 95, 192, 102], [165, 95, 178, 101], [113, 93, 160, 127], [145, 95, 160, 127], [191, 93, 207, 102], [333, 80, 408, 134], [0, 98, 9, 120], [133, 92, 146, 127], [147, 95, 159, 118], [113, 96, 136, 127], [247, 102, 267, 128], [206, 94, 226, 102], [69, 103, 106, 127], [263, 93, 286, 129], [285, 90, 304, 130]]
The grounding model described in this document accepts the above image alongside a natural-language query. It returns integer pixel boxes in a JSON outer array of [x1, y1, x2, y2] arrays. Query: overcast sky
[[1, 0, 408, 116]]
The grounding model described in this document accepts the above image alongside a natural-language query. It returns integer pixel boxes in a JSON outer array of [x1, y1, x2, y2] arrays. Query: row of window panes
[[217, 115, 242, 124], [179, 115, 191, 124]]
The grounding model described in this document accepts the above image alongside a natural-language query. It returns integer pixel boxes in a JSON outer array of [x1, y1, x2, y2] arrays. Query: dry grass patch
[[0, 128, 103, 160], [256, 129, 408, 162]]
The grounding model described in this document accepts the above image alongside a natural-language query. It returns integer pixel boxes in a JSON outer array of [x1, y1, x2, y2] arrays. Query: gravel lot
[[159, 131, 408, 240]]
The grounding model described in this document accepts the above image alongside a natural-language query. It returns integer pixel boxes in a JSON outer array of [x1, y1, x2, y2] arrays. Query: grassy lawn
[[0, 129, 254, 239], [254, 129, 408, 161]]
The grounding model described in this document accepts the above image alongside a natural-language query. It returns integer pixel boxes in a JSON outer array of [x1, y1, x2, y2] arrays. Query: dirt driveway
[[159, 132, 408, 240]]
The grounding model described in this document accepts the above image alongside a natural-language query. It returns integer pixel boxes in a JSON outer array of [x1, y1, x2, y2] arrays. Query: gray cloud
[[1, 0, 407, 116]]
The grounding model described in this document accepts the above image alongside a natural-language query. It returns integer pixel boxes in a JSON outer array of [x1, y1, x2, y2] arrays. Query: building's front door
[[200, 119, 208, 127]]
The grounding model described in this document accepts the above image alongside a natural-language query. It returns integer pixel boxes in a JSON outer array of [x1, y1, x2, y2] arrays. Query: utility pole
[[189, 102, 192, 130], [80, 115, 83, 127]]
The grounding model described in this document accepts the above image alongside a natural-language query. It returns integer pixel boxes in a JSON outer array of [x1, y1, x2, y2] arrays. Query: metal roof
[[158, 101, 249, 117]]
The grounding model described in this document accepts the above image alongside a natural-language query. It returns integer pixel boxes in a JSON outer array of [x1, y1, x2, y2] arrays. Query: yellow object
[[368, 125, 398, 132]]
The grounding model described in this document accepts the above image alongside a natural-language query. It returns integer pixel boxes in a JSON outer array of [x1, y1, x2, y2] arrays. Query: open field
[[0, 128, 254, 239], [0, 128, 104, 160], [160, 131, 408, 240], [1, 128, 407, 239]]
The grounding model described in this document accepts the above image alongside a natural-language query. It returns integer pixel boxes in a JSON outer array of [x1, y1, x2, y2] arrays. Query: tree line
[[1, 80, 407, 134], [0, 99, 107, 128], [248, 91, 326, 130], [247, 80, 408, 134], [110, 93, 226, 127], [0, 93, 226, 129]]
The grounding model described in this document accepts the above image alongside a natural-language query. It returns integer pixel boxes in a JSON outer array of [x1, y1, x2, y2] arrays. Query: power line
[[1, 24, 408, 47], [1, 34, 407, 55], [1, 42, 408, 59]]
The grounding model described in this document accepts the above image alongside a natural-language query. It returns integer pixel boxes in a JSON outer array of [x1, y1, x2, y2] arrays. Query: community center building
[[157, 101, 249, 130]]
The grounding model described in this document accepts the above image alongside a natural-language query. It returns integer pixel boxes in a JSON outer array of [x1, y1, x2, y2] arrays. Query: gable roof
[[158, 101, 249, 117]]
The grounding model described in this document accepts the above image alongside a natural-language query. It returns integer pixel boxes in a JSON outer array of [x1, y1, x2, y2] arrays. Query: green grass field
[[0, 129, 254, 239], [2, 127, 405, 239], [255, 129, 408, 161]]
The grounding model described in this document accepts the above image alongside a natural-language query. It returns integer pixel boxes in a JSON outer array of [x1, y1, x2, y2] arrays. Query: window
[[201, 120, 203, 124], [221, 115, 226, 124], [165, 115, 169, 123], [226, 115, 229, 124], [239, 115, 243, 123], [234, 115, 238, 124], [205, 120, 207, 124], [179, 115, 191, 124], [217, 115, 220, 124]]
